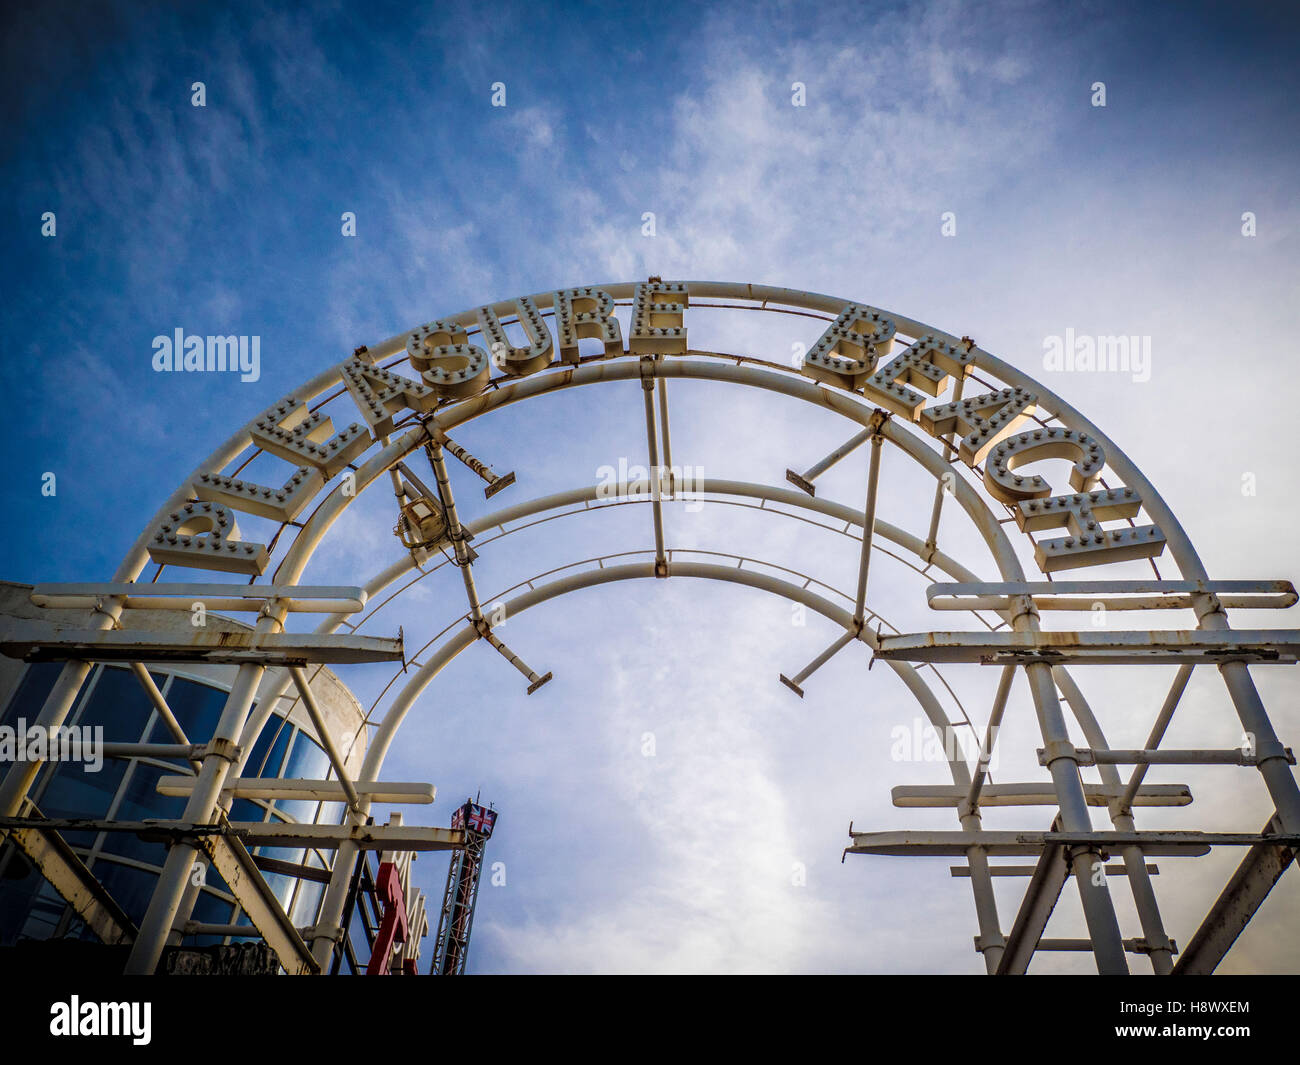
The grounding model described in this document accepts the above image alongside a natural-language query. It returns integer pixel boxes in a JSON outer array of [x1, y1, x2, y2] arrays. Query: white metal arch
[[3, 281, 1294, 978]]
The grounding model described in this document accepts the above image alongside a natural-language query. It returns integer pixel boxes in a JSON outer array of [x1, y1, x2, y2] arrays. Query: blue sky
[[2, 0, 1299, 972]]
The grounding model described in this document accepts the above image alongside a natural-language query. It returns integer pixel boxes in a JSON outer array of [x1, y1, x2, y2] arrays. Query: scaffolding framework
[[0, 280, 1295, 975]]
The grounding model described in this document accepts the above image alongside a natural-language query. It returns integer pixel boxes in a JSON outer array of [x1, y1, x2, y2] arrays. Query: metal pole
[[426, 433, 551, 690], [779, 629, 857, 697], [1053, 668, 1174, 975], [425, 439, 485, 621], [1117, 665, 1194, 816], [656, 375, 674, 495], [786, 427, 873, 496], [289, 666, 361, 811], [481, 630, 551, 694], [129, 663, 201, 772], [961, 812, 1005, 973], [959, 665, 1015, 818], [924, 375, 965, 553], [1015, 605, 1128, 973], [852, 434, 885, 628], [640, 361, 667, 576], [124, 656, 267, 973], [427, 427, 515, 499]]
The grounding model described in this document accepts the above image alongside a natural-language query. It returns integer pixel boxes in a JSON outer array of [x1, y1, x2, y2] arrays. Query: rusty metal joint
[[1039, 739, 1079, 767], [303, 922, 345, 944], [200, 737, 242, 764], [866, 407, 892, 437], [638, 355, 657, 390]]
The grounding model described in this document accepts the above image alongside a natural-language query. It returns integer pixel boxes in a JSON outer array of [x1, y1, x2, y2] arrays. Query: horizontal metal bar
[[846, 829, 1299, 857], [0, 818, 465, 852], [102, 742, 205, 761], [231, 822, 465, 852], [0, 625, 404, 665], [1051, 748, 1294, 768], [31, 583, 368, 613], [893, 783, 1192, 808], [926, 580, 1297, 612], [1035, 938, 1177, 956], [180, 922, 275, 938], [251, 854, 335, 885], [39, 597, 367, 614], [951, 863, 1160, 878], [873, 629, 1300, 665], [156, 776, 436, 804]]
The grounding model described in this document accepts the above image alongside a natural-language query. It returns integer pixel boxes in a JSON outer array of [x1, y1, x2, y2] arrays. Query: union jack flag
[[451, 802, 497, 835]]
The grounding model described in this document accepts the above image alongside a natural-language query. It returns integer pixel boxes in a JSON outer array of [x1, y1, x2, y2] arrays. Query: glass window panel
[[89, 859, 159, 928], [74, 666, 155, 742], [229, 797, 264, 823], [148, 677, 227, 744], [14, 880, 70, 942], [0, 847, 53, 945], [34, 758, 128, 848], [99, 762, 185, 866], [246, 715, 292, 779], [275, 731, 331, 822], [275, 797, 320, 824], [282, 728, 330, 780], [1, 662, 67, 729], [291, 879, 324, 925]]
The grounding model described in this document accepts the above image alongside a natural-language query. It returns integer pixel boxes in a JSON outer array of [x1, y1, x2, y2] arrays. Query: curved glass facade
[[0, 662, 344, 948]]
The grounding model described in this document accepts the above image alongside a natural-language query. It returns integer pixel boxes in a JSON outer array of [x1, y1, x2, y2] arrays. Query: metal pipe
[[779, 629, 857, 696], [852, 435, 884, 627], [1052, 667, 1175, 975], [481, 630, 551, 693], [129, 662, 200, 772], [924, 375, 964, 551], [395, 461, 438, 510], [1082, 748, 1257, 766], [656, 376, 674, 493], [961, 810, 1005, 973], [958, 665, 1015, 818], [1021, 650, 1128, 973], [289, 666, 361, 812], [101, 742, 202, 761], [425, 439, 484, 622], [1117, 665, 1194, 816], [125, 657, 267, 974], [428, 426, 515, 498], [641, 369, 667, 574], [786, 427, 872, 495]]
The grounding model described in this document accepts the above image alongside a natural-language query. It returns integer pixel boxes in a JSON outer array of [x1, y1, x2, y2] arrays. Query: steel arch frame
[[3, 281, 1295, 976]]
